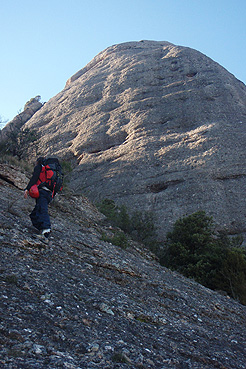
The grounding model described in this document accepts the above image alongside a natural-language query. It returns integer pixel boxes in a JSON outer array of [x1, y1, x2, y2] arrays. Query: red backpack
[[37, 158, 63, 197]]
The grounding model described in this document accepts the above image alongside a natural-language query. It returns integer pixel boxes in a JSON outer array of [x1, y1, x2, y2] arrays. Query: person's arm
[[24, 164, 42, 198]]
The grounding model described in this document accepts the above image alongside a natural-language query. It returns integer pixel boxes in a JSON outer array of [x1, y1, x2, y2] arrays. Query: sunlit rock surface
[[16, 41, 246, 239]]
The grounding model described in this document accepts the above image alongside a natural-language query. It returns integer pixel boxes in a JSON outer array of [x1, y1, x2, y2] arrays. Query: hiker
[[24, 157, 53, 238]]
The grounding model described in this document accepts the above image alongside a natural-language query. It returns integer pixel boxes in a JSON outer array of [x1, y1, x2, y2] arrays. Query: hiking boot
[[41, 229, 51, 238]]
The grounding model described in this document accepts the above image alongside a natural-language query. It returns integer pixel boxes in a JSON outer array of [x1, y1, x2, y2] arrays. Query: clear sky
[[0, 0, 245, 125]]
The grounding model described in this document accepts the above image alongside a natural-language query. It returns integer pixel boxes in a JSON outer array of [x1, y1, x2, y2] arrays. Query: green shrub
[[220, 246, 246, 304], [97, 199, 118, 221], [0, 128, 40, 159], [160, 211, 246, 304], [61, 160, 73, 175], [97, 199, 158, 250], [58, 160, 74, 193], [130, 211, 156, 247], [102, 230, 128, 249]]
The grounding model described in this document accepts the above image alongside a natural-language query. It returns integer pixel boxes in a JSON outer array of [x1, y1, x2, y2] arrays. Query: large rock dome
[[22, 41, 246, 239]]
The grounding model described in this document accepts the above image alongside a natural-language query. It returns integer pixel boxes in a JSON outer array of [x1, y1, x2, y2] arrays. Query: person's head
[[36, 157, 45, 165]]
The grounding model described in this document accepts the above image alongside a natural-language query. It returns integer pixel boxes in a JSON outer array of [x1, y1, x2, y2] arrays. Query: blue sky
[[0, 0, 245, 125]]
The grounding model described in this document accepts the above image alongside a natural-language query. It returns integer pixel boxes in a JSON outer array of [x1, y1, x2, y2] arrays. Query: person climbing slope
[[24, 157, 63, 239]]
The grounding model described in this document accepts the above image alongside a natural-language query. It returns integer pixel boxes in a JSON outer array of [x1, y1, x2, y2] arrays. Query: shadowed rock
[[0, 163, 246, 368]]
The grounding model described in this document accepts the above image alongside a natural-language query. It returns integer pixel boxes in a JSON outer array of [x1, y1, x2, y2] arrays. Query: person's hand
[[24, 190, 29, 199]]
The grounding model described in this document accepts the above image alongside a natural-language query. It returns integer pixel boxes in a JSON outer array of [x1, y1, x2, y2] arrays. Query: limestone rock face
[[0, 96, 42, 140], [22, 41, 246, 239]]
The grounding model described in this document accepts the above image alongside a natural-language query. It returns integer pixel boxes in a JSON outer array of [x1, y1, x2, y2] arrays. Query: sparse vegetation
[[160, 211, 246, 305], [0, 154, 33, 172], [61, 160, 73, 175], [0, 127, 40, 160], [58, 160, 74, 193], [101, 230, 128, 249], [24, 95, 41, 108], [97, 199, 158, 251], [98, 203, 246, 304]]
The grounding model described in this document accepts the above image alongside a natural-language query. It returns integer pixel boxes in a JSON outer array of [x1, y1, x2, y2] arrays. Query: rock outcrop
[[0, 96, 42, 140], [0, 163, 29, 190], [1, 164, 246, 368], [10, 41, 246, 240]]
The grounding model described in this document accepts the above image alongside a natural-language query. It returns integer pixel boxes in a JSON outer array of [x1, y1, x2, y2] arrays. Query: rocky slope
[[0, 163, 246, 369], [3, 40, 246, 241]]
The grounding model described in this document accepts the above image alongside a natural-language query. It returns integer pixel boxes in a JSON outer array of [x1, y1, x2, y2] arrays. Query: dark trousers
[[30, 189, 52, 230]]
